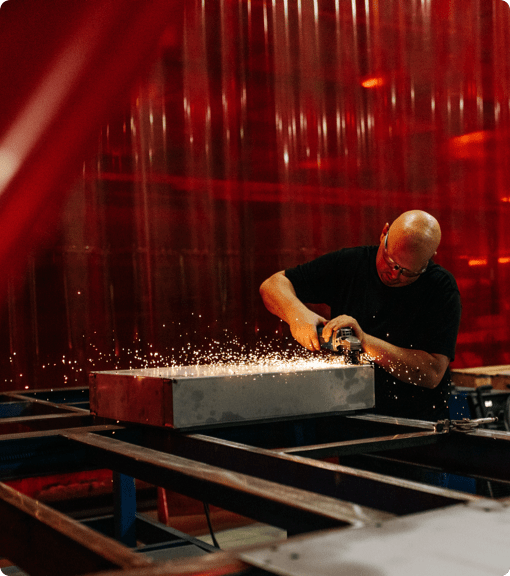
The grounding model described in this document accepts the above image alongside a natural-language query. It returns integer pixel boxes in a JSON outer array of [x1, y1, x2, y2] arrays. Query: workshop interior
[[1, 0, 510, 574]]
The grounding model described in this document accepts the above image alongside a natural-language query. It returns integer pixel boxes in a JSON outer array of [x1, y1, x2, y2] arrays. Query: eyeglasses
[[383, 233, 428, 278]]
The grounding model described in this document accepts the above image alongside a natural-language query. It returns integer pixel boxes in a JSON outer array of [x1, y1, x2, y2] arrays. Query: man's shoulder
[[285, 245, 376, 288], [325, 245, 377, 262], [425, 261, 459, 293]]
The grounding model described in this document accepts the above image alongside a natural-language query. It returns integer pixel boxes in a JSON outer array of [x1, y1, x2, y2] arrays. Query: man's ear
[[380, 222, 390, 243]]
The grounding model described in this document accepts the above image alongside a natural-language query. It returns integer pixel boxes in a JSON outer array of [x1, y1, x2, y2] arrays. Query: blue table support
[[113, 472, 137, 547]]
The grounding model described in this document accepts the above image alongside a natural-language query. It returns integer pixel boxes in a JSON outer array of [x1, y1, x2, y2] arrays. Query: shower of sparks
[[87, 333, 372, 377], [114, 342, 372, 379], [5, 322, 372, 388]]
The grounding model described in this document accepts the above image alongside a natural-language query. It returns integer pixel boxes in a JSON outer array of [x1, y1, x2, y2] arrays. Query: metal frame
[[1, 386, 510, 576]]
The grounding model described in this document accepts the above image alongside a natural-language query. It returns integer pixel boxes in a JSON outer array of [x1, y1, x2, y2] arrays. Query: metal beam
[[346, 414, 440, 430], [0, 425, 123, 480], [135, 428, 476, 516], [357, 428, 510, 485], [2, 393, 89, 413], [0, 482, 152, 576], [279, 430, 441, 458], [0, 413, 92, 435], [60, 430, 392, 534], [135, 513, 219, 553], [2, 386, 89, 406], [113, 472, 137, 547], [82, 552, 254, 576]]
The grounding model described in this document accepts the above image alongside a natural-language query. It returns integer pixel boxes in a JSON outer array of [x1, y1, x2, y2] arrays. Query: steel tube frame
[[135, 427, 476, 516], [61, 430, 391, 534], [353, 428, 510, 484], [0, 482, 151, 576], [278, 430, 442, 458], [2, 387, 510, 576], [0, 413, 93, 435], [81, 553, 254, 576]]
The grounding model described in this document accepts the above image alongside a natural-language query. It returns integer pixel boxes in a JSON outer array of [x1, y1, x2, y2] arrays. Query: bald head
[[376, 210, 441, 287], [389, 210, 441, 261]]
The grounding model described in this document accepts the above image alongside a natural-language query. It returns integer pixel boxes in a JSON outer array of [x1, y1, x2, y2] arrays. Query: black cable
[[203, 502, 221, 549]]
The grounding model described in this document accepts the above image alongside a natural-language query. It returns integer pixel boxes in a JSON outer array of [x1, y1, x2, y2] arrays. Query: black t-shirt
[[285, 246, 462, 421]]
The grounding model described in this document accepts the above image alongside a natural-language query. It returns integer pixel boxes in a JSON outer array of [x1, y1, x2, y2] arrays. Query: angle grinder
[[317, 325, 362, 364]]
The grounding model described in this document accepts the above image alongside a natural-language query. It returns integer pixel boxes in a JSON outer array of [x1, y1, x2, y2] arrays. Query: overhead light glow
[[468, 258, 487, 266], [451, 131, 489, 146], [467, 257, 510, 266], [361, 76, 385, 88]]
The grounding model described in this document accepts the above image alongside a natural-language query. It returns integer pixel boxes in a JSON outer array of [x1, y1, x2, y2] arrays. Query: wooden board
[[451, 365, 510, 390]]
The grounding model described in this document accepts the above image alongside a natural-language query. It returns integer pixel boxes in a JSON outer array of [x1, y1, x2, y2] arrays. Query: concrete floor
[[0, 521, 287, 572], [197, 522, 286, 550]]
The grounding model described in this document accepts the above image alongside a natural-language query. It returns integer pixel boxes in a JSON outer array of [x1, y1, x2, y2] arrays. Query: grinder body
[[317, 325, 362, 364]]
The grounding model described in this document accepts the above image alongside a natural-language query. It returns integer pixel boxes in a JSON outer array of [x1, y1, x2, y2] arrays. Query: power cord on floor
[[203, 502, 221, 549]]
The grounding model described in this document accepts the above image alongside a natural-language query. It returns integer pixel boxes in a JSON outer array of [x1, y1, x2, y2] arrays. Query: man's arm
[[260, 272, 450, 389], [322, 315, 449, 389], [259, 271, 327, 351]]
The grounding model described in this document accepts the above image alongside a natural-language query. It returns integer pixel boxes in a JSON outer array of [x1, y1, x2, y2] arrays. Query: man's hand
[[260, 271, 328, 351], [289, 310, 327, 351], [321, 315, 365, 346]]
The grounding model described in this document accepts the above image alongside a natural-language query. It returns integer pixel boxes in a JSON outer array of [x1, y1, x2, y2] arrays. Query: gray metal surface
[[90, 363, 374, 429], [240, 500, 510, 576]]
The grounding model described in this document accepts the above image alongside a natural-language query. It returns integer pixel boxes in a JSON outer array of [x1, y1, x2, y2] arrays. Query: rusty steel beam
[[0, 400, 80, 418], [0, 425, 124, 480], [60, 430, 392, 534], [357, 427, 510, 485], [0, 482, 152, 576], [82, 552, 254, 576], [0, 413, 93, 435], [346, 414, 440, 430], [1, 386, 89, 404], [135, 427, 476, 516], [3, 393, 89, 413], [279, 430, 442, 458], [0, 424, 124, 442]]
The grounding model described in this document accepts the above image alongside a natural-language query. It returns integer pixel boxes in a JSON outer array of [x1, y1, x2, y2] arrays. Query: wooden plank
[[452, 365, 510, 390]]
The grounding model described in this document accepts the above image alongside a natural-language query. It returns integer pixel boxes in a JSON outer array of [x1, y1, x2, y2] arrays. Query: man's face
[[376, 230, 428, 287]]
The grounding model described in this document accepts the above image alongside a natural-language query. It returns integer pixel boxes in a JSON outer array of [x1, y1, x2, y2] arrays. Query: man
[[259, 210, 461, 421]]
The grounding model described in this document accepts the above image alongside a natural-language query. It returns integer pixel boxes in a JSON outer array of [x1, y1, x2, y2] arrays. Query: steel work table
[[0, 386, 510, 576]]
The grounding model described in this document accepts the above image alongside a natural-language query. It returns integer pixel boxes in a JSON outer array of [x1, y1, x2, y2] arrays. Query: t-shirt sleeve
[[416, 271, 461, 361], [284, 251, 348, 305]]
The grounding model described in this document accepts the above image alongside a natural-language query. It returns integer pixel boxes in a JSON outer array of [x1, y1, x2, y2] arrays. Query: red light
[[468, 258, 487, 266], [449, 130, 492, 159], [361, 76, 385, 88], [467, 257, 510, 266], [451, 131, 489, 146]]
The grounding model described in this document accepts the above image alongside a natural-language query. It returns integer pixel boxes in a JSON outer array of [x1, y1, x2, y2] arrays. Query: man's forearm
[[362, 333, 448, 389], [260, 272, 307, 324], [260, 272, 327, 351]]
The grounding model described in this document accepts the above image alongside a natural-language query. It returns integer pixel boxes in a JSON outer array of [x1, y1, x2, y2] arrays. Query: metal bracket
[[435, 417, 498, 433]]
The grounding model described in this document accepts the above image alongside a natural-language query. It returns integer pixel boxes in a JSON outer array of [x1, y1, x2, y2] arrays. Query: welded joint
[[434, 417, 498, 433]]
